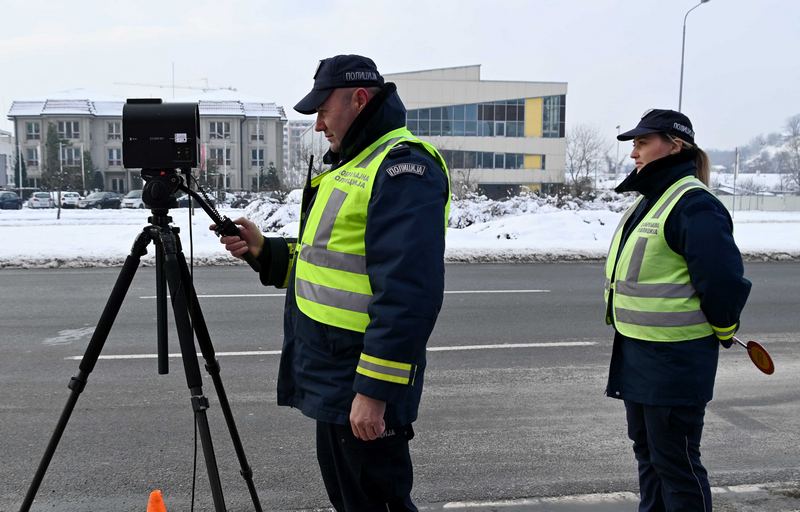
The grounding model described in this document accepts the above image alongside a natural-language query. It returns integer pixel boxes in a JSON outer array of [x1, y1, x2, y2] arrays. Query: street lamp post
[[678, 0, 710, 112], [615, 125, 621, 179]]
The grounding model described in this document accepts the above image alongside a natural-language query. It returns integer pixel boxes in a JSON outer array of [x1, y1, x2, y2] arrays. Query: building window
[[251, 148, 264, 167], [108, 122, 122, 140], [26, 147, 39, 166], [57, 121, 81, 139], [439, 149, 525, 170], [210, 147, 231, 166], [26, 122, 41, 140], [60, 147, 81, 166], [107, 148, 122, 166], [251, 122, 265, 141], [209, 121, 231, 140], [408, 99, 525, 138], [111, 177, 125, 193], [543, 95, 566, 138]]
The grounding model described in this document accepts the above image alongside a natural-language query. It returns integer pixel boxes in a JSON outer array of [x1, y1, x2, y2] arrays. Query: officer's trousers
[[316, 421, 417, 512], [625, 401, 711, 512]]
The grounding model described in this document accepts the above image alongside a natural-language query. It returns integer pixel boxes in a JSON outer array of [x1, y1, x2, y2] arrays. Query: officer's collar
[[323, 82, 406, 167], [615, 150, 697, 198]]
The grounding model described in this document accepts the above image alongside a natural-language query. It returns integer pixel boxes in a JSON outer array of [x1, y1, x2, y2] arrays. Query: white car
[[28, 192, 54, 208], [121, 189, 145, 209], [61, 192, 81, 209]]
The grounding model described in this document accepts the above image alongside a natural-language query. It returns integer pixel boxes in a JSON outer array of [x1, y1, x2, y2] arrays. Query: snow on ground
[[1, 193, 799, 268]]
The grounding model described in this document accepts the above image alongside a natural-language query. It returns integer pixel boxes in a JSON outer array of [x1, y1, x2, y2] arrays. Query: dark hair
[[661, 134, 710, 186]]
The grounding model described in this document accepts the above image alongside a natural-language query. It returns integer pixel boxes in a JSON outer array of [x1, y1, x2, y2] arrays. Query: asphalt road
[[1, 262, 798, 511]]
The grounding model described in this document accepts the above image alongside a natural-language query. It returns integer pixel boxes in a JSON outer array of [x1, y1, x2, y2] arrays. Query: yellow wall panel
[[524, 154, 543, 169], [525, 98, 543, 137]]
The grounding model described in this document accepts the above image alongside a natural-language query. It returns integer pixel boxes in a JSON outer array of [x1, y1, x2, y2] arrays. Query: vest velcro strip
[[711, 323, 737, 340], [296, 278, 370, 314], [299, 244, 367, 275], [356, 353, 414, 385], [615, 280, 697, 299], [615, 307, 708, 327]]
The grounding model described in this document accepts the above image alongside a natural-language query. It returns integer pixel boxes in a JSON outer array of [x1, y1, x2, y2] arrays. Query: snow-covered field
[[1, 193, 799, 268]]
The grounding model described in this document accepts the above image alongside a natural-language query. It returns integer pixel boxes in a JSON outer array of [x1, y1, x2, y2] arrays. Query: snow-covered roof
[[9, 97, 286, 120]]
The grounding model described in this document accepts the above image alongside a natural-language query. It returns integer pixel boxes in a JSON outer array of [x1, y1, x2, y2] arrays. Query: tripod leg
[[175, 241, 264, 512], [20, 230, 151, 512], [159, 229, 227, 512]]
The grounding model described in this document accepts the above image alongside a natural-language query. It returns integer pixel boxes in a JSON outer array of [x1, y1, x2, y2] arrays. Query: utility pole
[[57, 142, 63, 220], [257, 116, 261, 192], [732, 147, 739, 220], [223, 139, 228, 194], [615, 125, 621, 179], [16, 124, 23, 197], [678, 0, 711, 111], [80, 143, 86, 194]]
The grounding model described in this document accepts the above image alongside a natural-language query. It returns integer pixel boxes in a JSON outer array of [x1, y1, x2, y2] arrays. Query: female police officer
[[604, 109, 751, 511]]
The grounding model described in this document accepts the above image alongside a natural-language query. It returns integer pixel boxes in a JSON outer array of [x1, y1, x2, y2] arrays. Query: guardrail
[[716, 195, 800, 211]]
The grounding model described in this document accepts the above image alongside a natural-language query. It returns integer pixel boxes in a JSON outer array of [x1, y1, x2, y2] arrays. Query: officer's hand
[[350, 393, 386, 441], [210, 217, 264, 259]]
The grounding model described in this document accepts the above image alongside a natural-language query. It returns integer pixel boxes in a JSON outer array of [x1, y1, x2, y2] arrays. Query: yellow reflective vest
[[294, 126, 450, 334], [604, 175, 716, 341]]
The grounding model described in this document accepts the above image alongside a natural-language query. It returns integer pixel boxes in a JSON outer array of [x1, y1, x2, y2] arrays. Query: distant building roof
[[9, 98, 286, 120]]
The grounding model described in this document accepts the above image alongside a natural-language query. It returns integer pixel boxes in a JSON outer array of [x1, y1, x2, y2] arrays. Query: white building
[[7, 95, 286, 193], [0, 129, 14, 187], [285, 120, 315, 171]]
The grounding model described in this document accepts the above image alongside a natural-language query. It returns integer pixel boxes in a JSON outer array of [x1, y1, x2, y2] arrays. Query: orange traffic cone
[[147, 489, 167, 512]]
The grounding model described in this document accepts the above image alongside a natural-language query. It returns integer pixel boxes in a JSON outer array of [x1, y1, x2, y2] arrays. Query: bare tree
[[782, 114, 800, 193], [566, 124, 608, 196], [449, 167, 480, 199]]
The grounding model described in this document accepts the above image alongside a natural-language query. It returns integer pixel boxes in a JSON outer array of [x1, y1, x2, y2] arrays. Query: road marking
[[438, 482, 797, 509], [65, 341, 594, 361], [43, 326, 96, 346], [138, 289, 551, 299], [445, 289, 550, 294], [427, 341, 595, 352]]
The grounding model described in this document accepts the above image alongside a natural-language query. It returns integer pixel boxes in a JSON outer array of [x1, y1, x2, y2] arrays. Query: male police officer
[[217, 55, 450, 511]]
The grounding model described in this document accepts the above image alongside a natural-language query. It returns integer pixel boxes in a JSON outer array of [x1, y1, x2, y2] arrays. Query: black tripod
[[20, 199, 263, 511]]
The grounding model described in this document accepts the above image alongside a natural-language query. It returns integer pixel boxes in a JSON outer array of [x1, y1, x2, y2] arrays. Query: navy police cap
[[617, 108, 696, 146], [294, 54, 385, 115]]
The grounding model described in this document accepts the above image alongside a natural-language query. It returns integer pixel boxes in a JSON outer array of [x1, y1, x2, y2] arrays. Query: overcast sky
[[1, 0, 798, 150]]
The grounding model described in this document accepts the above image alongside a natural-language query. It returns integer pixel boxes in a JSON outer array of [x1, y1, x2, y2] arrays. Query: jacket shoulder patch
[[385, 162, 427, 177]]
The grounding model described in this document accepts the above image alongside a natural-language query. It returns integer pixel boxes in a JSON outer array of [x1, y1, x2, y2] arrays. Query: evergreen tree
[[42, 123, 63, 189], [92, 171, 104, 191], [263, 161, 281, 191], [13, 150, 27, 189]]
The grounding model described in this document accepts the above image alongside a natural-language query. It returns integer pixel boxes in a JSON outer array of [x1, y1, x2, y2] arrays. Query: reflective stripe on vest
[[295, 126, 450, 333], [604, 175, 714, 342]]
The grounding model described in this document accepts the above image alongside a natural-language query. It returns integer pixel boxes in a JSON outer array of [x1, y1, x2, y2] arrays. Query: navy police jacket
[[257, 83, 448, 426], [605, 151, 751, 406]]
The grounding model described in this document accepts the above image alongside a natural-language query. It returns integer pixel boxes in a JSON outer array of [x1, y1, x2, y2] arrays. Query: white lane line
[[440, 481, 796, 508], [65, 350, 282, 360], [445, 289, 550, 294], [139, 289, 550, 299], [65, 341, 594, 361], [443, 491, 639, 508], [427, 341, 595, 351]]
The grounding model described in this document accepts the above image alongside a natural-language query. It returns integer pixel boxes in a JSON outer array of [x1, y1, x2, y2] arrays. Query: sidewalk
[[418, 482, 800, 512]]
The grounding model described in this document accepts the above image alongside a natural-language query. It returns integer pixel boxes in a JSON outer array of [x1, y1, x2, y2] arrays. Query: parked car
[[60, 192, 81, 209], [176, 194, 215, 209], [0, 191, 23, 209], [230, 196, 251, 208], [122, 189, 145, 209], [78, 192, 122, 209], [28, 192, 55, 208]]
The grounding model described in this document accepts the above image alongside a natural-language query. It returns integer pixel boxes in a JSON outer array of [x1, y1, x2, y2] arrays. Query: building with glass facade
[[385, 65, 567, 196]]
